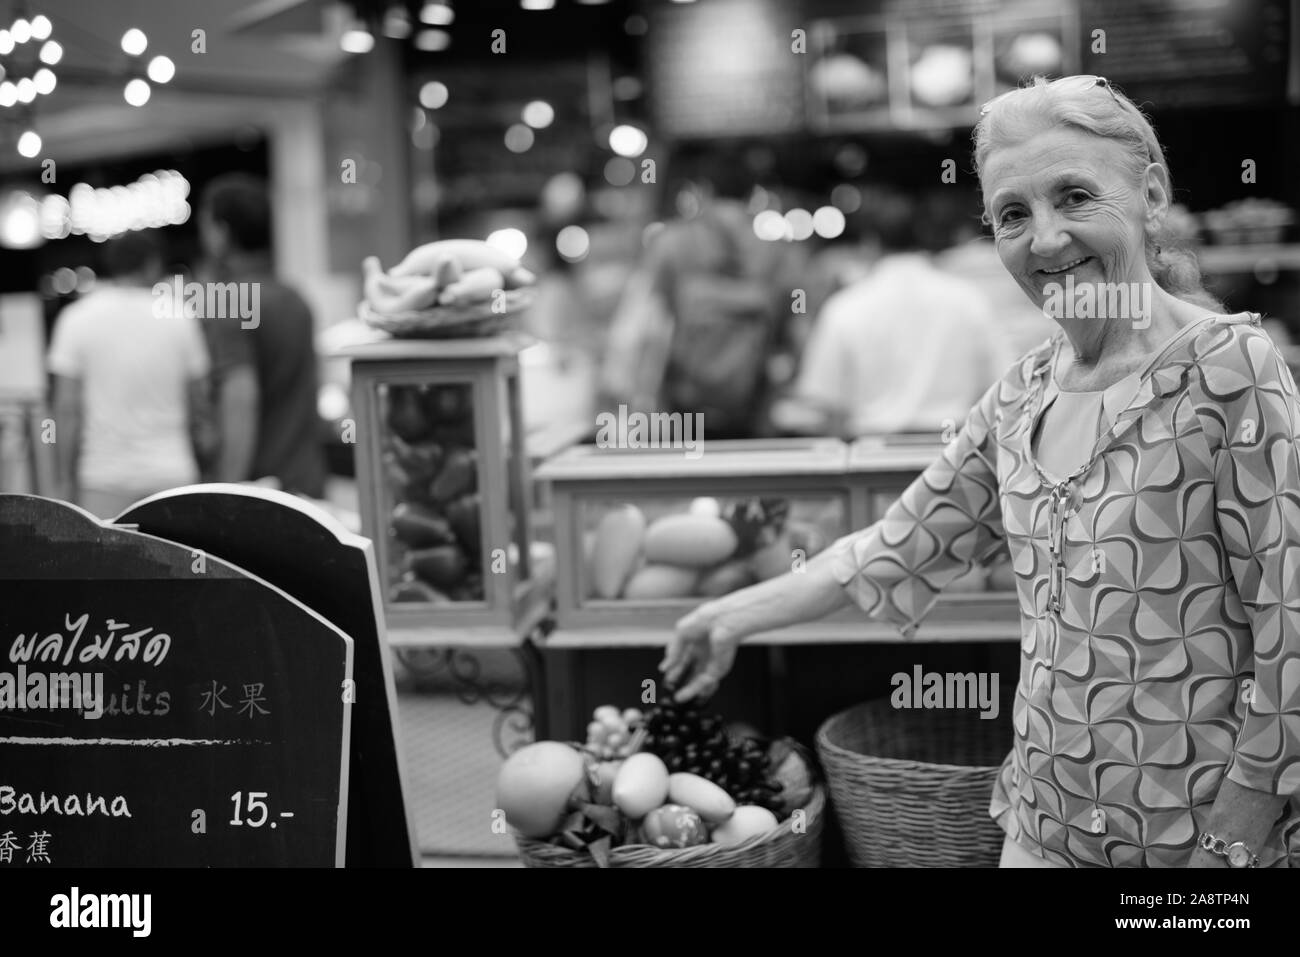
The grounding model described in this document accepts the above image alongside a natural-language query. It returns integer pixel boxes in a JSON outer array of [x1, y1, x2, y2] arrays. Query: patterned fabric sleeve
[[828, 378, 1008, 637], [1208, 330, 1300, 795]]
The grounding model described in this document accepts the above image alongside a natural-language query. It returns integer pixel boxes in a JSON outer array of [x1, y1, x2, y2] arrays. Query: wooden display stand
[[337, 334, 553, 649]]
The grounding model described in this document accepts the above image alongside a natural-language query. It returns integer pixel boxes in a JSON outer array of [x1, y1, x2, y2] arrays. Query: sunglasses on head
[[979, 75, 1122, 117]]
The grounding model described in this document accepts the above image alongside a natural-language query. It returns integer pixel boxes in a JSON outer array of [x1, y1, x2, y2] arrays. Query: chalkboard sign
[[118, 485, 419, 868], [0, 495, 352, 867]]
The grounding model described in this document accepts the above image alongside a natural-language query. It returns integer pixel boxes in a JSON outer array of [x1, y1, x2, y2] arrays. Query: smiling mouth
[[1039, 256, 1093, 275]]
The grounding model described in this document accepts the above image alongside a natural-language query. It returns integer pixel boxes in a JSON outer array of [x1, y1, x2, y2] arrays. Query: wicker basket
[[514, 787, 826, 868], [816, 699, 1012, 867], [359, 287, 535, 338]]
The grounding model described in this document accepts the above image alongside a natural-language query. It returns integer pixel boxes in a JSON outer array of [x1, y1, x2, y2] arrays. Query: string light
[[340, 21, 374, 54], [420, 2, 454, 25], [17, 130, 41, 157], [124, 78, 151, 107], [121, 28, 147, 56], [147, 55, 175, 83]]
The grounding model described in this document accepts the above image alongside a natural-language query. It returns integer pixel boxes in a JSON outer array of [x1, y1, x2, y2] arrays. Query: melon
[[623, 564, 698, 600], [696, 559, 757, 597], [495, 741, 589, 839], [643, 514, 739, 568]]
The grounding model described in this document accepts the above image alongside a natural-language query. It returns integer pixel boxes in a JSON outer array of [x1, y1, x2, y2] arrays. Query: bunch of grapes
[[641, 700, 783, 812], [585, 705, 644, 760]]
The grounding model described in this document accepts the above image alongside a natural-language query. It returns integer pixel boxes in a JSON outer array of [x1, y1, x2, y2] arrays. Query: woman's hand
[[658, 547, 858, 701], [660, 599, 746, 702]]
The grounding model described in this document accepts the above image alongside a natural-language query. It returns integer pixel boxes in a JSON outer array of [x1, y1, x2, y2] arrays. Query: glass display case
[[338, 334, 551, 646], [535, 437, 1022, 647], [537, 439, 857, 635]]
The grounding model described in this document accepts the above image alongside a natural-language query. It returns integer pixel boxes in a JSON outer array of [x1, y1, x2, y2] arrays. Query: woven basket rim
[[816, 702, 1011, 774], [515, 786, 826, 866]]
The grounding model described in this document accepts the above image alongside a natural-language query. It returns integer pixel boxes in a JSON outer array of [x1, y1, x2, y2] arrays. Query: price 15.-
[[230, 791, 295, 829]]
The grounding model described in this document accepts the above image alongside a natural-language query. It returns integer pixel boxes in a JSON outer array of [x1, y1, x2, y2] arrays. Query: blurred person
[[47, 230, 211, 517], [775, 191, 1008, 437], [520, 227, 600, 442], [198, 174, 325, 498], [602, 176, 796, 440]]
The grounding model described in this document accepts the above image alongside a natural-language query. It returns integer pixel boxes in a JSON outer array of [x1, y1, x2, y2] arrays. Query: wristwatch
[[1197, 832, 1259, 868]]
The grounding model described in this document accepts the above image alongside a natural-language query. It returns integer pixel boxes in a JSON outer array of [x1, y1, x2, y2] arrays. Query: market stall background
[[0, 0, 1296, 866]]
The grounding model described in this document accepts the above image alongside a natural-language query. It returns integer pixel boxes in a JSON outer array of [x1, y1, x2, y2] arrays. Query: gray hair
[[973, 77, 1224, 312]]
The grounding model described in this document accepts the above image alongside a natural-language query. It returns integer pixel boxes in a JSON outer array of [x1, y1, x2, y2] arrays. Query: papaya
[[390, 435, 444, 481], [430, 449, 478, 502], [391, 502, 457, 548], [404, 544, 468, 590], [696, 559, 757, 597], [445, 493, 481, 552], [643, 514, 739, 568], [390, 577, 450, 603], [623, 564, 698, 600], [590, 505, 646, 599]]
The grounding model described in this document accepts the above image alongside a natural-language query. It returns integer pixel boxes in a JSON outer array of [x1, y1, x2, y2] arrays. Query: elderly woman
[[662, 76, 1300, 868]]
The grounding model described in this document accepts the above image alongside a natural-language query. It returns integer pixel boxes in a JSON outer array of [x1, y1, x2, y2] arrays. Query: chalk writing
[[26, 830, 50, 863], [10, 614, 171, 669], [199, 681, 270, 719], [0, 786, 131, 817], [237, 684, 269, 718], [199, 681, 231, 717]]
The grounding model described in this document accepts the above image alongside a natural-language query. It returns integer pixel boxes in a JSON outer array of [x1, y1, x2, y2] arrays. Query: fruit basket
[[816, 697, 1012, 867], [499, 701, 825, 868], [358, 288, 535, 339], [514, 787, 825, 868]]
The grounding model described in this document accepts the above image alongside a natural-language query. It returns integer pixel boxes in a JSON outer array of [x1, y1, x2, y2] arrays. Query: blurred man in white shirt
[[47, 231, 211, 518], [777, 192, 1009, 438]]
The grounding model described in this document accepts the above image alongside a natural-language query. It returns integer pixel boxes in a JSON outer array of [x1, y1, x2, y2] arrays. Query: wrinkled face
[[981, 127, 1155, 310]]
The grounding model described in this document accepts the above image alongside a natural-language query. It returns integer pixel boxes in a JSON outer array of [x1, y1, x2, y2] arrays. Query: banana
[[433, 256, 462, 290], [389, 240, 536, 289], [438, 266, 505, 306], [363, 256, 440, 313]]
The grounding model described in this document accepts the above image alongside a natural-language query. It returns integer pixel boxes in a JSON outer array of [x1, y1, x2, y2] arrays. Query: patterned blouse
[[830, 313, 1300, 867]]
